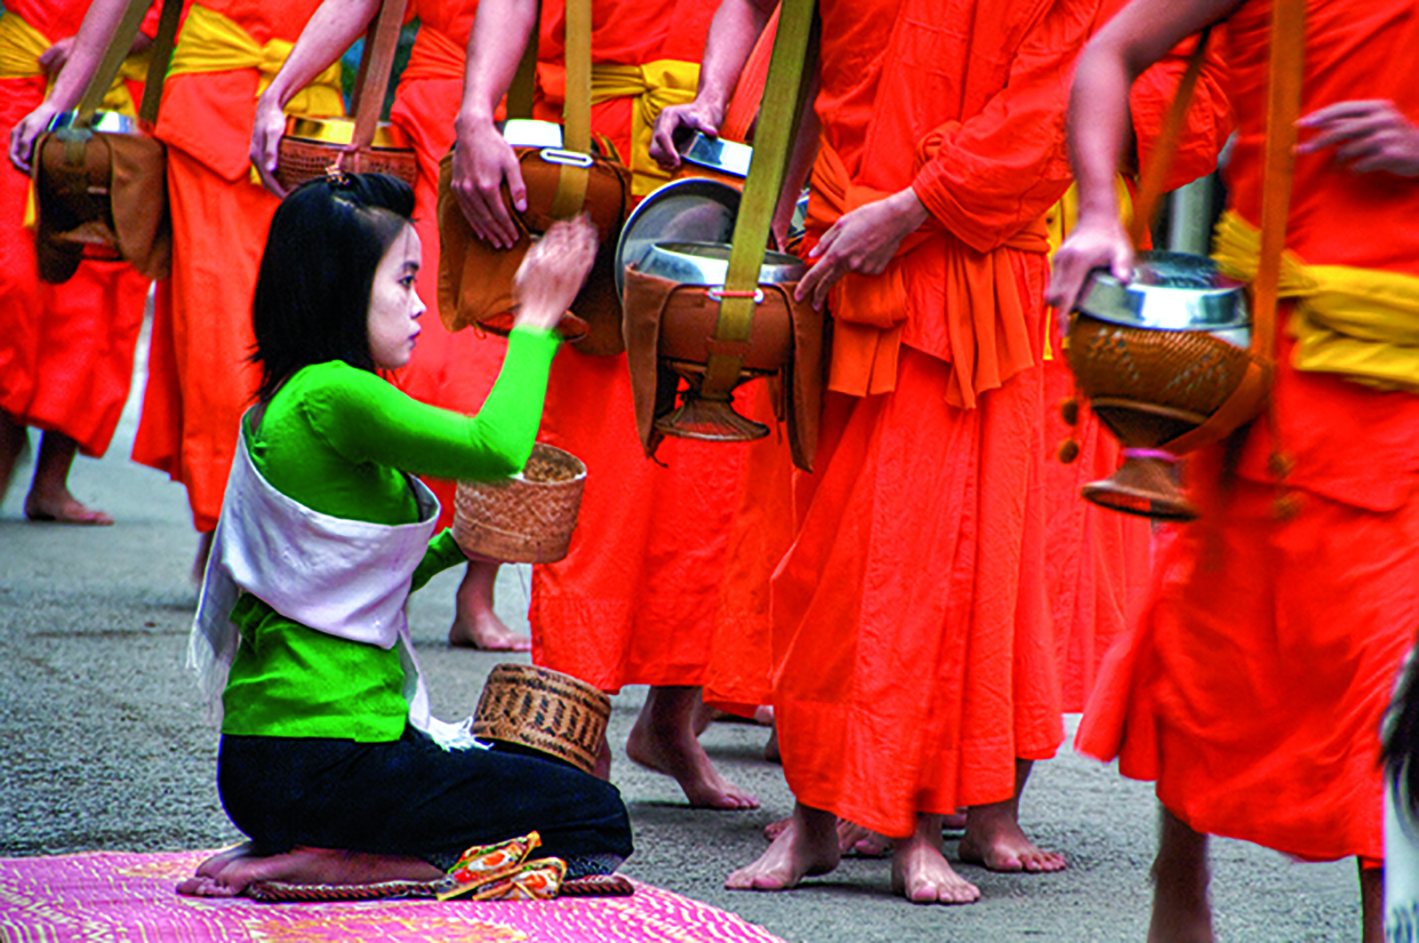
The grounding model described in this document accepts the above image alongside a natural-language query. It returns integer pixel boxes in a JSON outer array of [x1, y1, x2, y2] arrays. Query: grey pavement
[[0, 319, 1363, 941]]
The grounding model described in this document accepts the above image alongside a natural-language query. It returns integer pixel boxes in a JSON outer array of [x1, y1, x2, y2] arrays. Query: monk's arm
[[251, 0, 382, 195], [8, 0, 131, 172], [1046, 0, 1241, 313], [648, 0, 778, 168], [452, 0, 540, 249]]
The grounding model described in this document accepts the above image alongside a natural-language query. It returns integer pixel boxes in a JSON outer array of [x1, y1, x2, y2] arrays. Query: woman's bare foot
[[626, 686, 758, 809], [958, 757, 1065, 872], [448, 560, 531, 651], [727, 803, 839, 891], [892, 814, 979, 904], [176, 844, 443, 898]]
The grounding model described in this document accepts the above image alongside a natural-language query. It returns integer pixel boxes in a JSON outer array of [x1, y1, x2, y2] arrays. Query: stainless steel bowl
[[639, 241, 806, 288], [614, 177, 742, 298], [47, 110, 140, 135], [1078, 250, 1251, 348], [677, 131, 752, 179]]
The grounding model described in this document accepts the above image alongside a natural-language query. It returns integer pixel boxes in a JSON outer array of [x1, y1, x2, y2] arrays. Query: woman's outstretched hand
[[512, 215, 599, 332]]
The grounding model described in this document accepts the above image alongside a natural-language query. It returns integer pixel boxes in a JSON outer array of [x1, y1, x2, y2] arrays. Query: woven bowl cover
[[473, 664, 611, 774], [276, 138, 419, 191], [452, 443, 587, 564]]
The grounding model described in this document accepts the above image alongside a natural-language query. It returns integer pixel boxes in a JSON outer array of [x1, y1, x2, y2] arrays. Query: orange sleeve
[[909, 0, 1097, 253], [1128, 29, 1235, 192]]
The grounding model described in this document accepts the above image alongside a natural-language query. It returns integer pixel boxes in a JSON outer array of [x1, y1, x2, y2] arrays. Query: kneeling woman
[[182, 174, 625, 896]]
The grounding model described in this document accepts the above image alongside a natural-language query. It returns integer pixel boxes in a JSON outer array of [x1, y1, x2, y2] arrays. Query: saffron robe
[[767, 0, 1103, 839], [1076, 0, 1419, 863], [132, 0, 333, 533], [0, 0, 150, 459], [494, 0, 756, 693], [1045, 18, 1233, 711]]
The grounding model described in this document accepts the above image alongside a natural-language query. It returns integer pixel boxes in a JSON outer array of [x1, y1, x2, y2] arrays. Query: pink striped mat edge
[[0, 849, 789, 943]]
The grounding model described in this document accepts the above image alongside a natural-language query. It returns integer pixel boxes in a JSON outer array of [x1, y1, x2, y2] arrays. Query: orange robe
[[1076, 0, 1419, 863], [133, 0, 330, 532], [1044, 21, 1234, 711], [768, 0, 1100, 839], [0, 0, 150, 459], [508, 0, 748, 693], [383, 0, 514, 530]]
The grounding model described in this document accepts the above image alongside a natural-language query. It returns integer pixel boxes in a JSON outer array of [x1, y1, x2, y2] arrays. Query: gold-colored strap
[[1127, 27, 1212, 249], [349, 0, 410, 150], [137, 0, 183, 124], [1253, 0, 1306, 361], [701, 0, 818, 401], [75, 0, 149, 126], [549, 0, 592, 217]]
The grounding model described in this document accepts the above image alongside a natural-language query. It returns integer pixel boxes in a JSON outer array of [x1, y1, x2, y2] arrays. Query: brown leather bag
[[436, 136, 630, 354], [31, 0, 181, 284]]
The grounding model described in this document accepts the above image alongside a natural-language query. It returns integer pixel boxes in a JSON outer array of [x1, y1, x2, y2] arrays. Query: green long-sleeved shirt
[[220, 328, 558, 741]]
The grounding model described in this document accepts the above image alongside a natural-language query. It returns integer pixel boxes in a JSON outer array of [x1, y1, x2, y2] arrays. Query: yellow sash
[[0, 10, 147, 114], [589, 59, 699, 197], [168, 4, 341, 109], [1213, 209, 1419, 392]]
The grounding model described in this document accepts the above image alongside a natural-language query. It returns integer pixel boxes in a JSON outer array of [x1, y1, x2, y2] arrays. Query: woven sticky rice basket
[[275, 117, 419, 191], [452, 443, 586, 564], [473, 664, 610, 774]]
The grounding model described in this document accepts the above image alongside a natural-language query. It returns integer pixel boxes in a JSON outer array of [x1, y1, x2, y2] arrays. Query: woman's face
[[367, 224, 425, 371]]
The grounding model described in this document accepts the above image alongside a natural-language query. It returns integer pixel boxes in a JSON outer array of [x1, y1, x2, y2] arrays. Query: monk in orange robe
[[251, 0, 534, 652], [2, 0, 152, 525], [658, 0, 1107, 902], [1049, 1, 1419, 939], [452, 0, 759, 809], [11, 0, 342, 571]]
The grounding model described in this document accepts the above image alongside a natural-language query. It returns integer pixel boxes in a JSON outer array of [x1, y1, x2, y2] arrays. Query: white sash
[[189, 411, 479, 749]]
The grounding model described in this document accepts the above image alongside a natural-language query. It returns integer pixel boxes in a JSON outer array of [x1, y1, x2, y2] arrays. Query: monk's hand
[[1297, 100, 1419, 177], [37, 37, 76, 76], [9, 100, 61, 174], [649, 99, 723, 171], [795, 187, 928, 310], [249, 92, 290, 198], [451, 114, 526, 249], [512, 215, 599, 332], [1045, 214, 1134, 345]]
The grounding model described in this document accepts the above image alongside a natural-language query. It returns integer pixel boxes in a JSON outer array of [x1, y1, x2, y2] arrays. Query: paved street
[[0, 323, 1365, 941]]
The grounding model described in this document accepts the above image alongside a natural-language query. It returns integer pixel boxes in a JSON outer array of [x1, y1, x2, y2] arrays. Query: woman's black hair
[[251, 172, 417, 402], [1383, 642, 1419, 816]]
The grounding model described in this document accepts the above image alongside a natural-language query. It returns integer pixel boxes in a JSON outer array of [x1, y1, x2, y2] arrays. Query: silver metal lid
[[47, 110, 140, 135], [614, 177, 742, 298], [677, 131, 752, 179], [1077, 250, 1250, 334], [640, 240, 806, 289], [497, 119, 565, 149]]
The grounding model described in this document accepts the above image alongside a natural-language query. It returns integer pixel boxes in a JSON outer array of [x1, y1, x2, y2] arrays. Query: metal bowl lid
[[614, 177, 742, 298], [677, 131, 752, 179], [47, 110, 140, 135], [283, 115, 410, 150], [497, 119, 565, 149], [1077, 250, 1249, 332], [640, 240, 806, 288]]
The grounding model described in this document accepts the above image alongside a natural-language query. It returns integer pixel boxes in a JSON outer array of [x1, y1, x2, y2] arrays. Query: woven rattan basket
[[276, 117, 418, 191], [452, 443, 586, 564], [472, 664, 610, 774]]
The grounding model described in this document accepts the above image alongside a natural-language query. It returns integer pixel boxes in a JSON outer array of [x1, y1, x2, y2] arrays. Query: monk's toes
[[1021, 850, 1067, 872]]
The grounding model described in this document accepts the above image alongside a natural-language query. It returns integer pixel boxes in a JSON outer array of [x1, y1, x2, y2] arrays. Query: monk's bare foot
[[941, 810, 967, 832], [626, 686, 758, 810], [837, 819, 892, 857], [692, 698, 718, 737], [764, 726, 780, 763], [764, 816, 790, 842], [177, 845, 443, 898], [892, 815, 979, 905], [24, 490, 113, 525], [448, 560, 531, 651], [727, 803, 839, 890], [958, 811, 1065, 872]]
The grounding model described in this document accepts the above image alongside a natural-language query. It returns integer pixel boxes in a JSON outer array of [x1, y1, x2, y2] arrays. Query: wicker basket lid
[[472, 664, 610, 774]]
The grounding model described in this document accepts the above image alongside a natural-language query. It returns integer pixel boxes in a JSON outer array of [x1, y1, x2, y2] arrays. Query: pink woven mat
[[0, 850, 788, 942]]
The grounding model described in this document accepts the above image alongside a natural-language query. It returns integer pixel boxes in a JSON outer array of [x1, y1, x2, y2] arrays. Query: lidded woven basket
[[452, 443, 586, 564], [472, 664, 610, 774]]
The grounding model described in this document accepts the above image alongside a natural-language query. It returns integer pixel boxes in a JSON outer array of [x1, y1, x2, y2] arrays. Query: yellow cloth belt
[[0, 10, 147, 114], [1213, 209, 1419, 392], [589, 59, 699, 197], [168, 4, 341, 107]]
